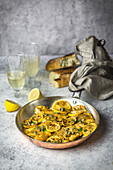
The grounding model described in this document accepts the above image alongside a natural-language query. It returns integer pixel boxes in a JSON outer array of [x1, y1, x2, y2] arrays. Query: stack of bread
[[46, 53, 80, 88]]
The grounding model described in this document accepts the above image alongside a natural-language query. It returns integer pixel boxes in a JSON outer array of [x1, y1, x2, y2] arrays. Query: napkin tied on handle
[[69, 36, 113, 100]]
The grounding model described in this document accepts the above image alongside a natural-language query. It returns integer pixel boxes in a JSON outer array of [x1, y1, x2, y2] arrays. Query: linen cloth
[[69, 36, 113, 100]]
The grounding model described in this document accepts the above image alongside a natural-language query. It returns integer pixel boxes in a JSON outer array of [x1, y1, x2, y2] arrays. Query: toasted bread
[[52, 73, 71, 88], [49, 67, 77, 84], [46, 53, 80, 71]]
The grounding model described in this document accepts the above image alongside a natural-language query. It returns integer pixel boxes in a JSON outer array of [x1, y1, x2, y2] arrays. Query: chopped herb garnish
[[42, 129, 46, 132], [54, 141, 58, 143], [78, 128, 82, 132], [31, 121, 35, 124], [72, 127, 76, 131], [84, 130, 87, 132], [71, 119, 76, 123], [78, 120, 81, 122]]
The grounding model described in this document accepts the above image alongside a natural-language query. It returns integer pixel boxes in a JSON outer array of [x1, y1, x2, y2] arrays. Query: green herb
[[54, 141, 58, 143], [31, 121, 35, 124], [78, 128, 82, 132], [72, 127, 76, 131], [78, 119, 81, 122], [84, 130, 87, 132], [71, 119, 76, 123], [42, 129, 46, 132]]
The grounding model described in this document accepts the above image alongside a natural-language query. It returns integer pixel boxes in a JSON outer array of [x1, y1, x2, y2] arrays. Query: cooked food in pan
[[22, 100, 97, 143]]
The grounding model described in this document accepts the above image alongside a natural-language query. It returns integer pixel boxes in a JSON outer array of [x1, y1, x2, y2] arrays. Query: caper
[[72, 132, 75, 135]]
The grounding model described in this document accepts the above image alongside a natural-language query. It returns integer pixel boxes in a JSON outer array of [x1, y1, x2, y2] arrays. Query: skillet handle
[[72, 91, 82, 99]]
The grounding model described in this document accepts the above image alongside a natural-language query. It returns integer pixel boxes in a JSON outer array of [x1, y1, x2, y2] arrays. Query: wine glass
[[6, 54, 26, 97], [24, 42, 40, 88]]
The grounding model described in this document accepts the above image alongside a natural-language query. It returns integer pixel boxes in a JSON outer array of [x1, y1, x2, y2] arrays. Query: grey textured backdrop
[[0, 0, 113, 55]]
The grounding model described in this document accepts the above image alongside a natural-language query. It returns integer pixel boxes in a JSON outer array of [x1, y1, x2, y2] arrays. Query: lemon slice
[[5, 99, 20, 112], [46, 135, 61, 143], [52, 100, 72, 113], [28, 88, 42, 101], [45, 121, 60, 132], [83, 123, 97, 137], [72, 105, 87, 113]]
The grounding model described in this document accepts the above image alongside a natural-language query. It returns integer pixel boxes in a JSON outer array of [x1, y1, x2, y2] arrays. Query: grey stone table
[[0, 55, 113, 170]]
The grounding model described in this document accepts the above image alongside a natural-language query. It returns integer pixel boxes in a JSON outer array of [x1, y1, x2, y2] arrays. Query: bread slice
[[49, 67, 76, 84], [52, 73, 71, 88], [46, 53, 80, 71]]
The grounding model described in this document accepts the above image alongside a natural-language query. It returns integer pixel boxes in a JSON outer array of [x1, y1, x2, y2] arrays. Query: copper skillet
[[15, 96, 100, 149]]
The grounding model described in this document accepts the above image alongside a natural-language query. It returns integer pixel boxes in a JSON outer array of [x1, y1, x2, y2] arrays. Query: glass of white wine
[[24, 42, 40, 88], [7, 54, 26, 97]]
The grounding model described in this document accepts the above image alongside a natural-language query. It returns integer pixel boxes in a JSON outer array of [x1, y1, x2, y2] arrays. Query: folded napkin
[[69, 36, 113, 100]]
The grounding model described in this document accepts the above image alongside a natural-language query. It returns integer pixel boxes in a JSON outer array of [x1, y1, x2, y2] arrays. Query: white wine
[[26, 59, 40, 78], [7, 71, 26, 91]]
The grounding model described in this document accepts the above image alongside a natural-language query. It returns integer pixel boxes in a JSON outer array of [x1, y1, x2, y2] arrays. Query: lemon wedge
[[52, 100, 72, 113], [28, 88, 42, 101], [5, 99, 20, 112]]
